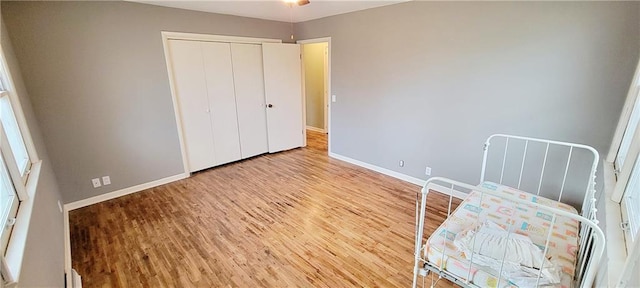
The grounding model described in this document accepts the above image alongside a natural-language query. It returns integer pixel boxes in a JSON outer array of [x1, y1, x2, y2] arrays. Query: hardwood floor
[[70, 131, 459, 287]]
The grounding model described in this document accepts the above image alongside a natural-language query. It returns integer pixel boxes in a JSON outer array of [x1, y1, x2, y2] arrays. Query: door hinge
[[621, 221, 630, 231]]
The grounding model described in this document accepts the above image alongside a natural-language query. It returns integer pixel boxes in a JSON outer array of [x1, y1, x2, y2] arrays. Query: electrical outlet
[[102, 176, 111, 185], [399, 160, 404, 167], [425, 166, 432, 176], [91, 178, 102, 188]]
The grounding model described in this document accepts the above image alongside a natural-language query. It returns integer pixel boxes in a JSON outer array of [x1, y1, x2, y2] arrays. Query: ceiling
[[127, 0, 409, 23]]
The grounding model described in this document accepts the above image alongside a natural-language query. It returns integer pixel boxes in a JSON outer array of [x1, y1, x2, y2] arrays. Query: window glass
[[617, 95, 640, 170], [0, 95, 30, 177]]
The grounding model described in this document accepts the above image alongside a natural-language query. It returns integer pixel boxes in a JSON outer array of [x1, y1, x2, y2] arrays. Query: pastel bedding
[[424, 182, 580, 288]]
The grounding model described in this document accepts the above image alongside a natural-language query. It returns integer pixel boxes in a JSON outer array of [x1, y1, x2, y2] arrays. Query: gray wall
[[7, 1, 633, 207], [1, 1, 638, 285], [1, 1, 292, 203], [1, 19, 65, 287], [297, 1, 640, 206], [304, 43, 326, 129]]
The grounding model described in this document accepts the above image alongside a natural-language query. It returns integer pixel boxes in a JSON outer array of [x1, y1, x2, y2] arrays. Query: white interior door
[[201, 42, 242, 166], [231, 43, 269, 159], [262, 43, 303, 153], [168, 40, 216, 172]]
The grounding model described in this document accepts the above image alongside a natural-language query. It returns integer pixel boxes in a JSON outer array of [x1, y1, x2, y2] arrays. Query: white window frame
[[1, 91, 29, 249], [610, 59, 640, 171], [609, 60, 640, 245], [607, 56, 640, 287], [0, 153, 20, 255], [0, 44, 42, 285], [1, 92, 31, 189]]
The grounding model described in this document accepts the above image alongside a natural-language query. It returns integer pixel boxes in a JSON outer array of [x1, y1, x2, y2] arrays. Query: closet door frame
[[161, 31, 282, 174]]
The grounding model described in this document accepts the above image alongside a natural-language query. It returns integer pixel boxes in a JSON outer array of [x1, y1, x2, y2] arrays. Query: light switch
[[331, 95, 336, 102]]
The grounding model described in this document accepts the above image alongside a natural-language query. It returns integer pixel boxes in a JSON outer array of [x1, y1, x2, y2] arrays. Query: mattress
[[424, 182, 579, 288]]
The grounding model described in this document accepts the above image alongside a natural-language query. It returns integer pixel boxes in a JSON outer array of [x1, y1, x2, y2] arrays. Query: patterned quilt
[[424, 182, 579, 288]]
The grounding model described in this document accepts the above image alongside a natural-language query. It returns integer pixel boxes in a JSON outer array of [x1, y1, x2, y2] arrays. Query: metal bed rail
[[412, 177, 605, 288], [480, 134, 600, 285]]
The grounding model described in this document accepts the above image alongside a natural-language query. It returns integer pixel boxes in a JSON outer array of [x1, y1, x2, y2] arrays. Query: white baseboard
[[328, 152, 466, 199], [306, 126, 326, 133], [63, 172, 189, 287], [64, 173, 189, 211], [71, 269, 82, 288]]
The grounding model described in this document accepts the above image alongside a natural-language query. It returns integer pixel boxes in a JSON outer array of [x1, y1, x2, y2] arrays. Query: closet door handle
[[267, 104, 273, 108]]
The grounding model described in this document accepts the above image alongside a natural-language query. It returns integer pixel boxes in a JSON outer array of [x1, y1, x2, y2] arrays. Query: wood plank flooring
[[70, 131, 459, 287]]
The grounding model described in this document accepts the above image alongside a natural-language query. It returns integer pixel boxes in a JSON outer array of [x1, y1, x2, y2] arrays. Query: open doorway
[[299, 38, 330, 153]]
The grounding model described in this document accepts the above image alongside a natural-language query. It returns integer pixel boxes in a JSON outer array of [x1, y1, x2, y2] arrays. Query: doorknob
[[267, 104, 273, 108]]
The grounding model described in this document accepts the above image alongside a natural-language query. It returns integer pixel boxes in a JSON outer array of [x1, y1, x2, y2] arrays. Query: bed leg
[[413, 188, 429, 288], [412, 257, 421, 288]]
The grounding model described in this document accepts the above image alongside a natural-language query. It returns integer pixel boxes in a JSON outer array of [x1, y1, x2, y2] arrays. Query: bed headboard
[[480, 134, 599, 218], [479, 134, 600, 286]]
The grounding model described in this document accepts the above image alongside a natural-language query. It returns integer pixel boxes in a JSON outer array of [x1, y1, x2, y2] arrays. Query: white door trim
[[63, 207, 71, 287], [297, 37, 332, 153], [300, 45, 308, 147], [323, 45, 328, 132], [161, 32, 282, 174]]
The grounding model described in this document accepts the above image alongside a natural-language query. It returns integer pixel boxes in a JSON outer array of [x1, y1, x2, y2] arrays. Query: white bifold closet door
[[169, 40, 243, 172], [201, 42, 242, 166], [168, 40, 216, 172], [169, 40, 303, 172], [262, 43, 304, 153], [230, 43, 269, 158]]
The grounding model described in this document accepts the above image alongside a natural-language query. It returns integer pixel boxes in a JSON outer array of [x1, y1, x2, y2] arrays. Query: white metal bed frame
[[412, 134, 605, 288]]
